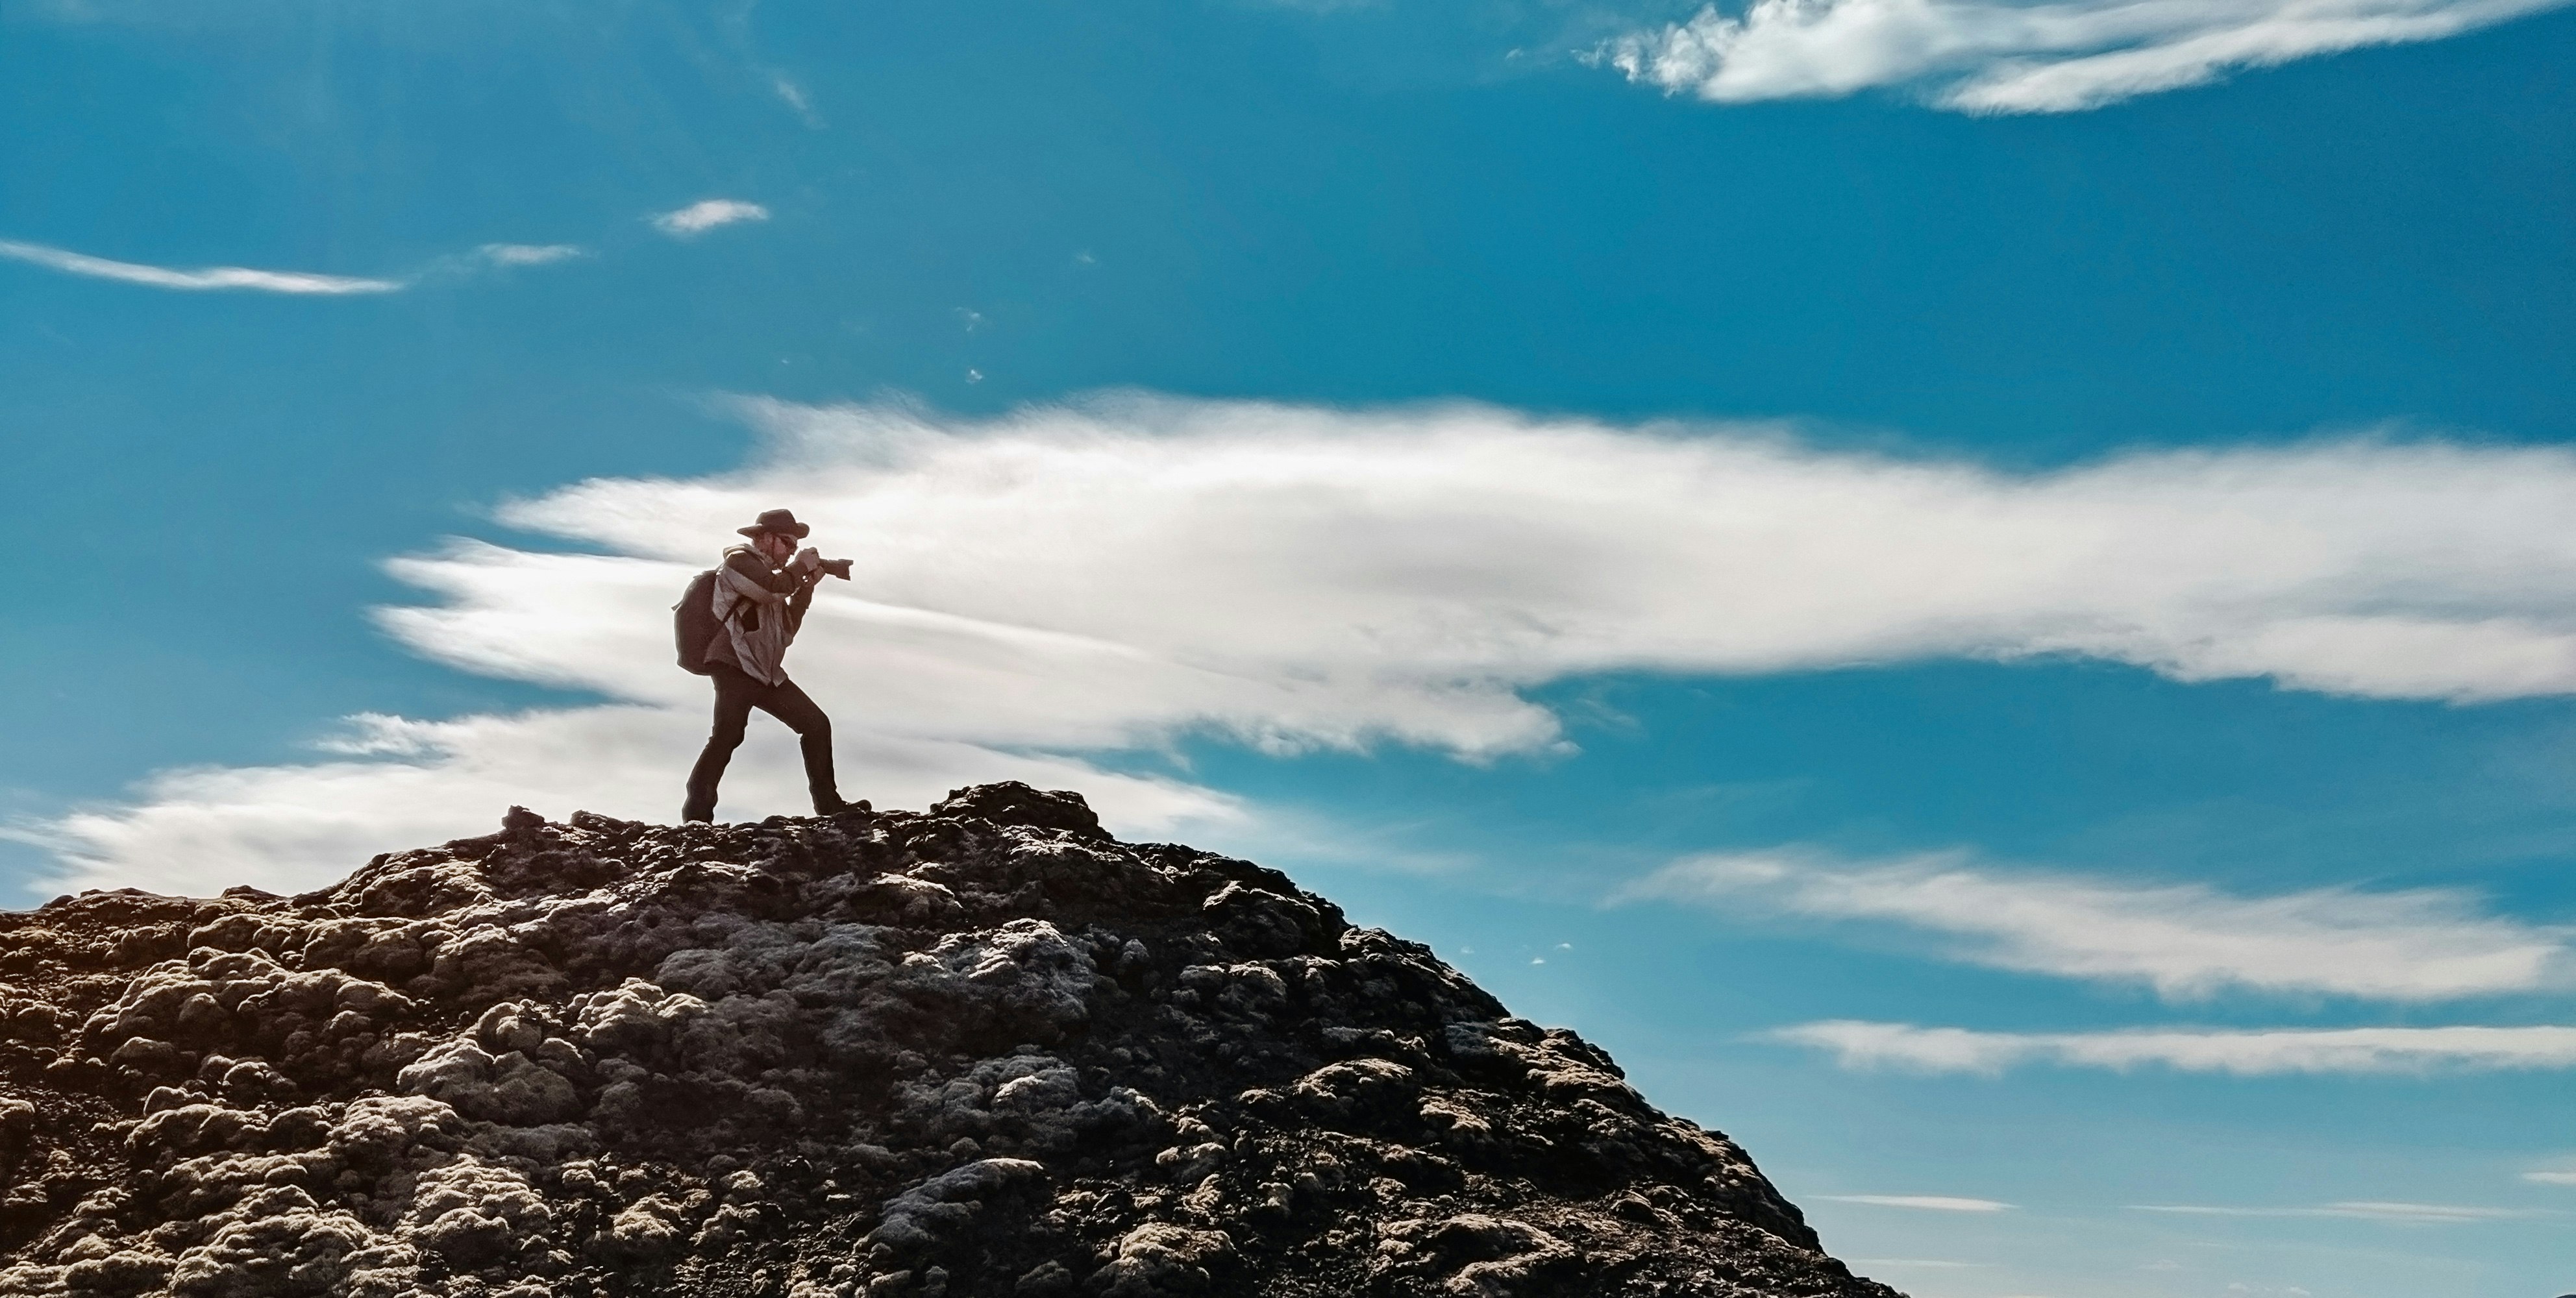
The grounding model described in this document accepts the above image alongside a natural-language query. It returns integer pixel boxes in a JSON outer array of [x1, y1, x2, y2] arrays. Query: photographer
[[681, 508, 854, 822]]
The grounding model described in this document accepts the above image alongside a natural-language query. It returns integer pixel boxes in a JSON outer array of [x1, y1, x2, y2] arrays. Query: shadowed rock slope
[[0, 782, 1901, 1298]]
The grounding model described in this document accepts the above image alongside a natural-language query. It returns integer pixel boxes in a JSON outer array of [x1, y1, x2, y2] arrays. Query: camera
[[787, 547, 854, 582]]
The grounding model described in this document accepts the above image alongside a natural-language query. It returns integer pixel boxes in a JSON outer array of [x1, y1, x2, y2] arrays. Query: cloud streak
[[35, 395, 2576, 892], [9, 707, 1233, 901], [1604, 0, 2575, 114], [0, 237, 593, 295], [1775, 1020, 2576, 1075], [650, 199, 771, 237], [1819, 1194, 2014, 1211], [2132, 1201, 2545, 1222], [473, 243, 586, 267], [0, 238, 406, 295], [502, 397, 2576, 713], [1618, 850, 2569, 1001]]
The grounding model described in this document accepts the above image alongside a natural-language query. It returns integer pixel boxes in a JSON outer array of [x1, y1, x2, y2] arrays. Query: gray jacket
[[704, 544, 817, 687]]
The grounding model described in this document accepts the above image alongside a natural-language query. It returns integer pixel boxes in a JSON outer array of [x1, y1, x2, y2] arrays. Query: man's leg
[[682, 666, 760, 822], [756, 678, 844, 814]]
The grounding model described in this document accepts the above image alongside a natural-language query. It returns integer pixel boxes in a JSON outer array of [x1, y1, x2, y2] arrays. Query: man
[[682, 508, 849, 822]]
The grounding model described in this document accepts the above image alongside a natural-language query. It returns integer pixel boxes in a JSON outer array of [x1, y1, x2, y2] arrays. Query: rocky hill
[[0, 782, 1901, 1298]]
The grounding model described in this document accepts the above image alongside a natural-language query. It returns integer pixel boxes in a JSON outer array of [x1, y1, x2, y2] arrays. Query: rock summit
[[0, 782, 1900, 1298]]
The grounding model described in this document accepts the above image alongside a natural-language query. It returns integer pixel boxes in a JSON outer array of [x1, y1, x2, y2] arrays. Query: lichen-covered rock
[[0, 781, 1901, 1297]]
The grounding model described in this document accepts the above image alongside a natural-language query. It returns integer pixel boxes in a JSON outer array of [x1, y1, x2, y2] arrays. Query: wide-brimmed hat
[[736, 508, 811, 539]]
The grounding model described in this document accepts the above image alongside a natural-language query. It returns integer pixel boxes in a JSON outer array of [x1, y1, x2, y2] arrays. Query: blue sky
[[5, 1, 2575, 1293]]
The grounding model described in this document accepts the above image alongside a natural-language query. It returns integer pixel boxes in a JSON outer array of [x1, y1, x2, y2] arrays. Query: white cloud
[[14, 707, 1233, 900], [2523, 1169, 2576, 1185], [1776, 1020, 2576, 1075], [38, 394, 2576, 892], [0, 236, 598, 295], [1618, 851, 2568, 1000], [0, 238, 404, 294], [771, 75, 824, 127], [475, 243, 586, 267], [2136, 1201, 2544, 1222], [650, 199, 771, 237], [510, 396, 2576, 713], [1820, 1194, 2014, 1211], [1604, 0, 2575, 114]]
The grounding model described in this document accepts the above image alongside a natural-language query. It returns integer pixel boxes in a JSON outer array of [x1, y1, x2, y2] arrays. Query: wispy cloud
[[537, 397, 2576, 711], [474, 243, 586, 267], [1820, 1194, 2013, 1211], [1618, 851, 2568, 1001], [5, 707, 1233, 900], [36, 395, 2576, 891], [771, 75, 824, 127], [0, 238, 404, 295], [1, 236, 593, 295], [2134, 1201, 2545, 1222], [1604, 0, 2576, 114], [650, 199, 771, 238], [1776, 1020, 2576, 1075], [2523, 1169, 2576, 1185]]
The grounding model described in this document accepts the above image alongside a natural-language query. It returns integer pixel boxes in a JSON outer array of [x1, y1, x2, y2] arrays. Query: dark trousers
[[682, 663, 841, 821]]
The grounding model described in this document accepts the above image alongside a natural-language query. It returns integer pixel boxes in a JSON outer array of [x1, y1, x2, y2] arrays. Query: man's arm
[[719, 548, 801, 601], [786, 575, 817, 635]]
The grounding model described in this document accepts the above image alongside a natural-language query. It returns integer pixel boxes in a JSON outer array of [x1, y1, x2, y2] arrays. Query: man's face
[[759, 531, 796, 563]]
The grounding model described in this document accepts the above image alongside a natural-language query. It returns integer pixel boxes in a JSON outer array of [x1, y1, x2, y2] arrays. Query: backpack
[[673, 569, 723, 675]]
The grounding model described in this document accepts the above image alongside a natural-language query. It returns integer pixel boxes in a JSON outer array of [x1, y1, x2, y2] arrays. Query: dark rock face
[[0, 781, 1901, 1298]]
